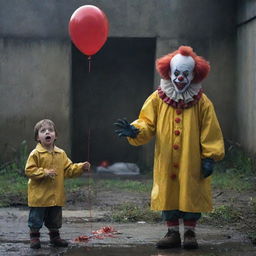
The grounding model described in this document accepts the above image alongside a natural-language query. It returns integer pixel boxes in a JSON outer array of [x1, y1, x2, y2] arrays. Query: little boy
[[25, 119, 90, 249]]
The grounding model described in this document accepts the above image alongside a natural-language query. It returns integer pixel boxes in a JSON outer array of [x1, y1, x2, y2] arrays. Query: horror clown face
[[170, 53, 195, 93]]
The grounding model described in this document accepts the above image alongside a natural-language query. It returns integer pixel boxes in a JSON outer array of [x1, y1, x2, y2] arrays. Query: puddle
[[1, 242, 256, 256], [64, 243, 256, 256]]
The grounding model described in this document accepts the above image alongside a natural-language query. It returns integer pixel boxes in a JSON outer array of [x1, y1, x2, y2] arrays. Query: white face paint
[[170, 54, 195, 93]]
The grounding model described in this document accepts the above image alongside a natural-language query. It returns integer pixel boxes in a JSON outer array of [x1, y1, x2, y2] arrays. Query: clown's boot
[[49, 230, 68, 247], [30, 231, 41, 249], [156, 230, 181, 249], [183, 229, 199, 249]]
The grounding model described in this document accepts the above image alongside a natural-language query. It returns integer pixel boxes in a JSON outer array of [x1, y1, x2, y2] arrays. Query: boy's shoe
[[156, 230, 181, 249], [49, 230, 68, 247], [30, 232, 41, 249], [183, 229, 199, 249]]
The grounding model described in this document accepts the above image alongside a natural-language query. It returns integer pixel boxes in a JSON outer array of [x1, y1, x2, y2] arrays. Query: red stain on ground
[[74, 226, 118, 242]]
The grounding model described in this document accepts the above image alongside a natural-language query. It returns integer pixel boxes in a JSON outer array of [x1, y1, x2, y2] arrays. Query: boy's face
[[37, 123, 56, 148]]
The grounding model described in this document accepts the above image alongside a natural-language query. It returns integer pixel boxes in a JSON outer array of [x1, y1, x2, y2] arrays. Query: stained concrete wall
[[0, 39, 71, 160], [236, 0, 256, 152], [0, 0, 234, 39], [0, 0, 237, 164]]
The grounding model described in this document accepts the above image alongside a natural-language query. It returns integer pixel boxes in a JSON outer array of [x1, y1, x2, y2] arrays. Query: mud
[[0, 207, 256, 256], [0, 174, 256, 255], [65, 244, 256, 256]]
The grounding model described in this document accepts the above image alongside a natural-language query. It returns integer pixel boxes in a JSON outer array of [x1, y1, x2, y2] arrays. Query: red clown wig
[[156, 46, 210, 83]]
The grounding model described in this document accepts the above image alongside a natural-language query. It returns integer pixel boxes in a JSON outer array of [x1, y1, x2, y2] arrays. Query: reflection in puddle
[[64, 243, 256, 256]]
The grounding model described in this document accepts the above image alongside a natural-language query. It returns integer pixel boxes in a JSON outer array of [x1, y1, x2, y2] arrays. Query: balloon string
[[87, 127, 93, 233], [87, 127, 90, 162], [88, 56, 92, 73], [86, 61, 92, 231]]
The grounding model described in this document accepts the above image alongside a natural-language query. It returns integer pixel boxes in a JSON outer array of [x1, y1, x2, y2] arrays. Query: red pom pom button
[[173, 144, 179, 150], [175, 117, 181, 123], [170, 174, 177, 180], [173, 163, 179, 168], [174, 130, 180, 136], [176, 109, 182, 115]]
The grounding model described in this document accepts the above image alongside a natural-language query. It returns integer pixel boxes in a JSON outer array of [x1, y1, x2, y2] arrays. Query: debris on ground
[[74, 226, 120, 242], [96, 162, 140, 175]]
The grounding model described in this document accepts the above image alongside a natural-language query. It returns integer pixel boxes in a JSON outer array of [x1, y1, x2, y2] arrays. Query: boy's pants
[[162, 210, 201, 221], [28, 206, 62, 231]]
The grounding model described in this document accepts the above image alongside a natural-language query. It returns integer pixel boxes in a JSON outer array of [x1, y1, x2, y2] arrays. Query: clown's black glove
[[114, 118, 139, 138], [202, 158, 215, 178]]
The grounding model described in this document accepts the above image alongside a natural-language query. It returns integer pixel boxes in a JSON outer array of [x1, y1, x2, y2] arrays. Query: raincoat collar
[[35, 143, 62, 153]]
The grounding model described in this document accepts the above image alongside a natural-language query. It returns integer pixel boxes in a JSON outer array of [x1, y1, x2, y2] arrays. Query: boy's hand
[[83, 161, 91, 171], [44, 169, 57, 178]]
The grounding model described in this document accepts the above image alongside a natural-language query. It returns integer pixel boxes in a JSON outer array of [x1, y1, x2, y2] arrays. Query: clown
[[115, 46, 225, 249]]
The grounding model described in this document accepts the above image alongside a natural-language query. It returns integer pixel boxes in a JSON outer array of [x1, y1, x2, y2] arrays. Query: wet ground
[[65, 244, 256, 256], [0, 207, 256, 256], [1, 174, 256, 255]]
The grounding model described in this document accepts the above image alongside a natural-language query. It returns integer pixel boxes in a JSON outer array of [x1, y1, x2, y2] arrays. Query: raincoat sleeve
[[25, 151, 46, 180], [128, 91, 158, 146], [200, 97, 225, 161], [63, 152, 84, 178]]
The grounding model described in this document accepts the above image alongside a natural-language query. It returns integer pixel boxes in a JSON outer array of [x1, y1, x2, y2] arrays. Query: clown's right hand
[[114, 118, 140, 138]]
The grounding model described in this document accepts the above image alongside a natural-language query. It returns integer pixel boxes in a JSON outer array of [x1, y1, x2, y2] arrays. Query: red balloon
[[69, 5, 109, 56]]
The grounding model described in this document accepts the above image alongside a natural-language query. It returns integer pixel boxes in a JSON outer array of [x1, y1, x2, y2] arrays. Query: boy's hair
[[34, 119, 58, 141]]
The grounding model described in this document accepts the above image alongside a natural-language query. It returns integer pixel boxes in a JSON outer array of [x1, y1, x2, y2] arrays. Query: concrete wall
[[0, 0, 234, 39], [0, 39, 71, 160], [236, 0, 256, 152], [0, 0, 237, 165]]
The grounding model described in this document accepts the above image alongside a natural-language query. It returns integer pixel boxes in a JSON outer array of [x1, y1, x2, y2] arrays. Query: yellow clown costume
[[115, 46, 225, 249], [128, 89, 224, 212], [126, 46, 225, 214]]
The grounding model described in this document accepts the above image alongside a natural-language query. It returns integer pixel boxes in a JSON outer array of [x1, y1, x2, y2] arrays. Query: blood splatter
[[74, 226, 119, 242]]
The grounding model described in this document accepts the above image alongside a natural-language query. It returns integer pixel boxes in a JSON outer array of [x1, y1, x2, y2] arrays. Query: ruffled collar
[[158, 79, 203, 109]]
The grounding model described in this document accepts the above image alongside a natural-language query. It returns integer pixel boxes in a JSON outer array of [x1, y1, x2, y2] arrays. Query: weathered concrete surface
[[0, 39, 71, 161], [0, 208, 256, 256], [234, 0, 256, 155], [0, 0, 235, 39], [0, 0, 237, 167], [236, 0, 256, 152]]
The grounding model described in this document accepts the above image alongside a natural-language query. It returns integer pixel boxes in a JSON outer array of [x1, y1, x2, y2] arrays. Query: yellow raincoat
[[128, 90, 224, 213], [25, 143, 84, 207]]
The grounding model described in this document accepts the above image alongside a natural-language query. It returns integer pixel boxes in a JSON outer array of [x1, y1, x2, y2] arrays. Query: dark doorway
[[71, 37, 156, 167]]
